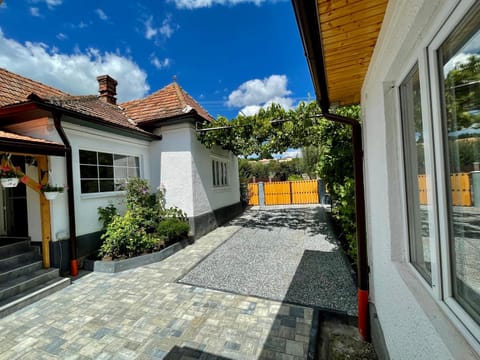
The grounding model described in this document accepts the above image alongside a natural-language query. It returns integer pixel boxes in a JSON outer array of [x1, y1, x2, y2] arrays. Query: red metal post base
[[70, 259, 78, 277], [358, 289, 369, 341]]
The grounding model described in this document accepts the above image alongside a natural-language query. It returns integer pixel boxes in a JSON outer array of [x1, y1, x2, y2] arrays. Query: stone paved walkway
[[0, 216, 318, 359]]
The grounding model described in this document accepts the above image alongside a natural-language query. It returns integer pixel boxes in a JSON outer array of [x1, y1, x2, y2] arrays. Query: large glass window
[[438, 5, 480, 324], [79, 150, 140, 194], [401, 64, 434, 283]]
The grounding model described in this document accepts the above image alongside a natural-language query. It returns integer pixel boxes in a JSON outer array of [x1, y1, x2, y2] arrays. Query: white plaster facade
[[156, 122, 240, 222], [362, 0, 480, 358]]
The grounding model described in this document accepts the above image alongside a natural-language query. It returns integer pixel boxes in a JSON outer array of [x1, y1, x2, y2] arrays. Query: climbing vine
[[197, 101, 361, 262]]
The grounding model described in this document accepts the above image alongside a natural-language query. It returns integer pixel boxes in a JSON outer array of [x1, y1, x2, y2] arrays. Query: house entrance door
[[1, 156, 28, 240]]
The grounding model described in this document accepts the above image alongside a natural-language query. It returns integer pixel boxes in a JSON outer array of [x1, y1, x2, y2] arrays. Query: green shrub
[[99, 177, 188, 259], [98, 203, 118, 230], [157, 217, 190, 243], [99, 212, 143, 259]]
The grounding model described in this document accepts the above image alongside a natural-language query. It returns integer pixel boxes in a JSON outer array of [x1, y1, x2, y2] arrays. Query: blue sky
[[0, 0, 314, 122]]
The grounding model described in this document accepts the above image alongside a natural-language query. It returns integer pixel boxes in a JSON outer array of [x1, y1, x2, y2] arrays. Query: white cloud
[[31, 0, 62, 9], [95, 8, 108, 21], [239, 105, 261, 116], [227, 75, 294, 115], [227, 75, 291, 107], [45, 0, 62, 7], [273, 149, 302, 159], [159, 17, 174, 38], [171, 0, 275, 9], [0, 29, 149, 102], [144, 16, 177, 41], [30, 7, 41, 16], [150, 55, 171, 70], [56, 33, 67, 40]]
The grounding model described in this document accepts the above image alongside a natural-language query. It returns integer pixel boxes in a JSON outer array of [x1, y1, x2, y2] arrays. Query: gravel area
[[180, 206, 358, 316]]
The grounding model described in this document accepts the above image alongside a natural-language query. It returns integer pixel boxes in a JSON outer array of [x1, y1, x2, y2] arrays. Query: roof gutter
[[53, 112, 79, 277], [292, 0, 369, 340]]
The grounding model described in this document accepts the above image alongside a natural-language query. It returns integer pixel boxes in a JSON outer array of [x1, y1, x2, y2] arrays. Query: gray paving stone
[[0, 209, 324, 360]]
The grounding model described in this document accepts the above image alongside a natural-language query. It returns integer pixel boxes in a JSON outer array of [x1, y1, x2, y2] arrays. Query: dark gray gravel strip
[[180, 206, 358, 316]]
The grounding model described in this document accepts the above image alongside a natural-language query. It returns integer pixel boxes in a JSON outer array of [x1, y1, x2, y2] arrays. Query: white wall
[[190, 132, 240, 217], [362, 0, 479, 358], [156, 123, 194, 216], [155, 121, 240, 220]]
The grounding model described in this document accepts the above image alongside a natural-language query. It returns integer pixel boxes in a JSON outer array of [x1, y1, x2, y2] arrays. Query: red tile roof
[[0, 130, 63, 145], [44, 95, 151, 135], [121, 82, 213, 124], [0, 68, 68, 107], [0, 68, 212, 137]]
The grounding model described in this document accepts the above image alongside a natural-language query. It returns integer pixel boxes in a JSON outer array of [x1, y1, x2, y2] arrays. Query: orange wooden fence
[[418, 173, 472, 206], [248, 180, 319, 206]]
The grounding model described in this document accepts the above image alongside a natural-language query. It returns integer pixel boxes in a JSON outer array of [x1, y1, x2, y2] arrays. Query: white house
[[0, 68, 241, 276], [294, 0, 480, 359]]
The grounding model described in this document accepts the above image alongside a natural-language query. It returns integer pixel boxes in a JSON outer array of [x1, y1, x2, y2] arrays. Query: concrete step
[[0, 277, 71, 318], [0, 249, 40, 272], [0, 261, 43, 284], [0, 268, 60, 301], [0, 240, 30, 259]]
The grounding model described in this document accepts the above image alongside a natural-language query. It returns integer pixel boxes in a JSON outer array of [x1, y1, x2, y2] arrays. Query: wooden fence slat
[[417, 173, 472, 207]]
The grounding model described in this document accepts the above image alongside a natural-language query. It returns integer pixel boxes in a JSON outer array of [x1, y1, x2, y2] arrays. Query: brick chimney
[[96, 75, 117, 104]]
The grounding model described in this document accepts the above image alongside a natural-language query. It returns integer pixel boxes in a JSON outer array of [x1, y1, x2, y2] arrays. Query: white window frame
[[427, 0, 480, 345], [398, 0, 480, 349]]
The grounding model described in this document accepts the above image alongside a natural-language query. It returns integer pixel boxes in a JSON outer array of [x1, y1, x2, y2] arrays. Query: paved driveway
[[0, 205, 356, 360]]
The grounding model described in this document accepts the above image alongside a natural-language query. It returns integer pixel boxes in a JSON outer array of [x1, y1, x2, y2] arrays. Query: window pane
[[221, 163, 224, 185], [224, 163, 228, 185], [212, 160, 216, 186], [98, 152, 113, 166], [439, 5, 480, 323], [81, 180, 98, 193], [79, 150, 97, 164], [128, 156, 139, 167], [80, 165, 98, 179], [99, 166, 114, 178], [400, 64, 433, 283], [127, 167, 139, 177], [99, 180, 114, 192], [113, 154, 128, 166], [114, 167, 128, 178], [216, 161, 220, 186]]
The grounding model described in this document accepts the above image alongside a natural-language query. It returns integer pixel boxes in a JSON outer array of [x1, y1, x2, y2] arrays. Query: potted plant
[[0, 165, 21, 188], [41, 183, 64, 200]]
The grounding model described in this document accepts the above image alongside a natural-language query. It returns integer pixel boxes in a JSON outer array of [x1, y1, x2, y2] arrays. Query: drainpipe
[[53, 112, 78, 276], [290, 0, 370, 341], [321, 109, 369, 341]]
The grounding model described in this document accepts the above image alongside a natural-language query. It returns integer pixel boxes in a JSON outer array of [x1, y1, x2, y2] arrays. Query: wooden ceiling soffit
[[317, 0, 388, 106]]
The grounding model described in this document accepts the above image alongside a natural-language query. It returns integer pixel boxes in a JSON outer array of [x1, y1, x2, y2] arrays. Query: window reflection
[[439, 9, 480, 323], [401, 64, 433, 282]]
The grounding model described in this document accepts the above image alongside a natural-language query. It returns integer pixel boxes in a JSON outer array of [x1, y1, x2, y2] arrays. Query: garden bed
[[85, 238, 190, 273]]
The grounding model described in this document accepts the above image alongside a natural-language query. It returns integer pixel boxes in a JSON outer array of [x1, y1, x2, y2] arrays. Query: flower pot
[[43, 191, 59, 200], [1, 178, 19, 188]]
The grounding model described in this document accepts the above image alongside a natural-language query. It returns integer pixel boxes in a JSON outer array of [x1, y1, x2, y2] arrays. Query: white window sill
[[80, 191, 126, 200]]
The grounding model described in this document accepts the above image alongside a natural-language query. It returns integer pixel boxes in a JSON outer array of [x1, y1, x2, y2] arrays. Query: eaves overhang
[[0, 100, 160, 141], [292, 0, 388, 107]]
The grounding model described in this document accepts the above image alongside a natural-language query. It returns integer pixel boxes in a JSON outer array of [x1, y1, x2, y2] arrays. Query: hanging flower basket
[[43, 191, 59, 200], [40, 183, 65, 200], [1, 177, 19, 188]]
